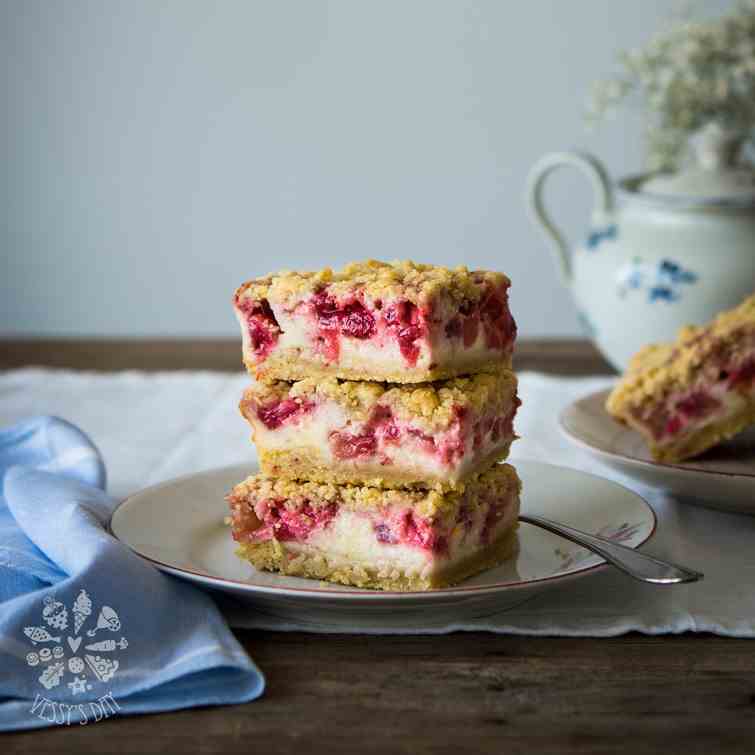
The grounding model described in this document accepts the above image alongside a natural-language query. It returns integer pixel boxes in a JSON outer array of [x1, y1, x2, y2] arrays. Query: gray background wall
[[1, 0, 731, 338]]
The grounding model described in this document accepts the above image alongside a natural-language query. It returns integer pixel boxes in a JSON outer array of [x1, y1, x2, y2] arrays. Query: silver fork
[[520, 514, 704, 584]]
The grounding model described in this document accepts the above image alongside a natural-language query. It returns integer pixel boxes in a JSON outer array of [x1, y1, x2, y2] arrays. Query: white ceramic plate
[[560, 389, 755, 514], [111, 460, 656, 629]]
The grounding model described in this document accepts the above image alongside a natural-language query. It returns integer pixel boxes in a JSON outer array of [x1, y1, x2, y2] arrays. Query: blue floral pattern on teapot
[[585, 224, 618, 250], [615, 258, 698, 303]]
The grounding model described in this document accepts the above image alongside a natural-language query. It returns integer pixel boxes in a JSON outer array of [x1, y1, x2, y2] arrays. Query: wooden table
[[4, 339, 754, 755]]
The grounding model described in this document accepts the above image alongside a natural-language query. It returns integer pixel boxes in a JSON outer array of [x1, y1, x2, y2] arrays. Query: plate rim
[[110, 459, 657, 602], [560, 388, 755, 481]]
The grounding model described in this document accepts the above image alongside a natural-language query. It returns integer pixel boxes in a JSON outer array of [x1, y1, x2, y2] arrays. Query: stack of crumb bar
[[227, 260, 522, 590]]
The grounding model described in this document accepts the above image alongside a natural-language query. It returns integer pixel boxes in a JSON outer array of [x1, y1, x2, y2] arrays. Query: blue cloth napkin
[[0, 416, 264, 731]]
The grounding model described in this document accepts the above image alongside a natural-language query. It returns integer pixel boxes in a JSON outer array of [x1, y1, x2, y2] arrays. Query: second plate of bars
[[560, 389, 755, 514]]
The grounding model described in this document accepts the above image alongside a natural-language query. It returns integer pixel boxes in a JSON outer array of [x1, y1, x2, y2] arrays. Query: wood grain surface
[[6, 633, 755, 755], [0, 337, 614, 376], [4, 339, 754, 755]]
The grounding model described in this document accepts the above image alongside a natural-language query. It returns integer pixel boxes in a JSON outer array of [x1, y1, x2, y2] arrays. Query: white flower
[[587, 1, 755, 169]]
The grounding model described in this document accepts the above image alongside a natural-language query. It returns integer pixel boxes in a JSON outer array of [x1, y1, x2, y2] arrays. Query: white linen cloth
[[2, 368, 754, 636]]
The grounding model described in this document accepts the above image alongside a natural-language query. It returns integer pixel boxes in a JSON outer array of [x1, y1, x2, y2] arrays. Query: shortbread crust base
[[248, 351, 513, 384], [257, 443, 513, 490], [235, 524, 519, 591]]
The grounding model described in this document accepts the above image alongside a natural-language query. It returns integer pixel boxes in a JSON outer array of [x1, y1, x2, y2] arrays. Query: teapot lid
[[641, 166, 755, 200], [622, 124, 755, 209]]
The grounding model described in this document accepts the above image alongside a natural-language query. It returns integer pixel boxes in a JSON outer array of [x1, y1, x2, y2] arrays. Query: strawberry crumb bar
[[233, 260, 516, 383], [241, 369, 519, 490], [227, 463, 521, 591], [607, 293, 755, 463]]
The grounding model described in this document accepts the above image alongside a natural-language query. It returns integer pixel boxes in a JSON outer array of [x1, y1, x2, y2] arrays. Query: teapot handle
[[526, 151, 614, 286]]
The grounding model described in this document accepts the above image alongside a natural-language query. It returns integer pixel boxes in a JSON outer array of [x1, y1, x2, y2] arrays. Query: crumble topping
[[227, 462, 520, 520], [243, 368, 517, 428], [234, 259, 510, 309]]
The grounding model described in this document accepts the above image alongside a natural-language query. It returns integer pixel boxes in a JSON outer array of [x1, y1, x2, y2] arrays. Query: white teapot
[[527, 124, 755, 370]]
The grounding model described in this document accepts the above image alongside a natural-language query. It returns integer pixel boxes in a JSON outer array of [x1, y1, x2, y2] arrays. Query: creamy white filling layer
[[431, 324, 500, 365], [255, 402, 347, 455], [253, 400, 512, 481], [274, 307, 429, 368], [235, 307, 253, 359], [280, 499, 519, 580], [304, 511, 431, 578], [260, 303, 432, 369]]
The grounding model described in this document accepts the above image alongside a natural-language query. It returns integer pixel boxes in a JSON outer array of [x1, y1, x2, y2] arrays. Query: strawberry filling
[[313, 291, 424, 365], [654, 391, 722, 439], [305, 282, 514, 368], [472, 404, 518, 451], [240, 277, 516, 371], [237, 297, 280, 359], [238, 499, 337, 543], [729, 358, 755, 388], [443, 283, 516, 352], [331, 431, 378, 460], [256, 398, 314, 430], [312, 292, 342, 361], [480, 498, 507, 544], [374, 523, 399, 544], [480, 286, 517, 350], [407, 428, 437, 454], [384, 300, 424, 365], [329, 405, 396, 460], [340, 301, 377, 339], [328, 401, 515, 466], [373, 510, 448, 554], [372, 493, 515, 555], [644, 352, 755, 441], [311, 292, 376, 361], [233, 496, 514, 557]]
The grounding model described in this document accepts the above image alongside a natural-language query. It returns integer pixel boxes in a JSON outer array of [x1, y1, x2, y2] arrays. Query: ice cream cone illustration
[[73, 589, 92, 635]]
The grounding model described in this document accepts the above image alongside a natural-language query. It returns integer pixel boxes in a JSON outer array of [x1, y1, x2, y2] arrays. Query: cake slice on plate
[[240, 369, 519, 490], [227, 463, 521, 591], [233, 259, 516, 383], [606, 293, 755, 463]]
